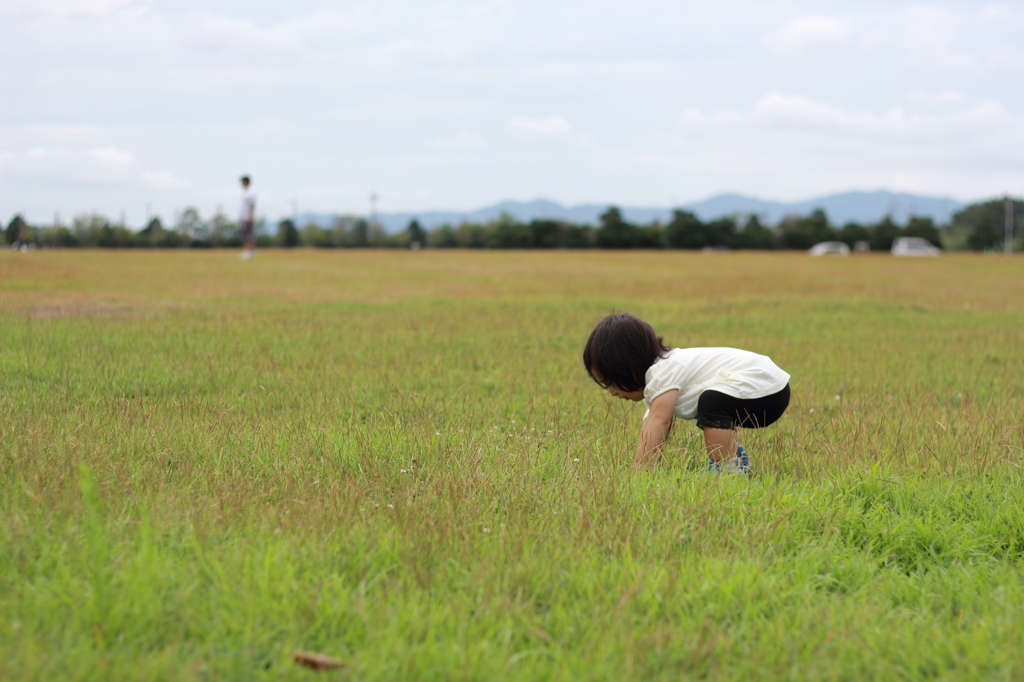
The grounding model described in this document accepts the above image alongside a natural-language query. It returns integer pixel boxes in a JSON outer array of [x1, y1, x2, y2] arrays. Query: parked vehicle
[[891, 237, 940, 257], [809, 241, 850, 256]]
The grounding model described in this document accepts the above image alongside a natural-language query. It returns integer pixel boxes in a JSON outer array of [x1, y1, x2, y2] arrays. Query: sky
[[1, 0, 1023, 226]]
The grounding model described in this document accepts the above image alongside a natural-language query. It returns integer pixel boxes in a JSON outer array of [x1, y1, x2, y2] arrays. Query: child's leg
[[702, 427, 738, 462]]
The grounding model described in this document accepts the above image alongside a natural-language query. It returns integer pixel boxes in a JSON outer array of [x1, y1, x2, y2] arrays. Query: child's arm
[[635, 389, 679, 467]]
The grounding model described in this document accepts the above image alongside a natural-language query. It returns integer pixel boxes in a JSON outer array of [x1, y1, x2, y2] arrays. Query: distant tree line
[[5, 197, 1021, 252]]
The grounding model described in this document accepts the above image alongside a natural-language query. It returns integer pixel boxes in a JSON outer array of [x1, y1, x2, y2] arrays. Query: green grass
[[2, 250, 1024, 680]]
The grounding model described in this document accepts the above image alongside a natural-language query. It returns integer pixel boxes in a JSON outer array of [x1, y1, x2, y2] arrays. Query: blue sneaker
[[736, 446, 750, 473], [708, 446, 751, 474]]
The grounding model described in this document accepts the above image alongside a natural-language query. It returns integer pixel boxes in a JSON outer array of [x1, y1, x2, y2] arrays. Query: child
[[583, 312, 790, 472]]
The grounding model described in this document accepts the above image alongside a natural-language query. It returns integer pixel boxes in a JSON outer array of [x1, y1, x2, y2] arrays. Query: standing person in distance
[[238, 175, 257, 259], [583, 312, 791, 473]]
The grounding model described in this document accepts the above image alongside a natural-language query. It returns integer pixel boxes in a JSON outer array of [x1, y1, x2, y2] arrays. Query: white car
[[891, 237, 940, 257], [809, 241, 850, 256]]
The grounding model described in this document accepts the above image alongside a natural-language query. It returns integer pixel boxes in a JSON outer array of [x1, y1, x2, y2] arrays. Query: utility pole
[[1006, 197, 1014, 255]]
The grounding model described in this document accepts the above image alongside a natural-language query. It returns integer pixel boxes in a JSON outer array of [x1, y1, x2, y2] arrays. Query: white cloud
[[430, 131, 488, 150], [88, 146, 135, 166], [0, 145, 196, 197], [907, 90, 968, 107], [165, 67, 290, 91], [898, 5, 964, 66], [0, 0, 140, 17], [0, 146, 137, 184], [184, 12, 301, 58], [681, 92, 1019, 142], [0, 125, 101, 144], [369, 36, 476, 70], [506, 115, 571, 137], [505, 115, 577, 139], [763, 16, 850, 55], [667, 92, 1024, 199], [142, 170, 190, 189], [3, 1, 1024, 221], [859, 5, 1024, 71], [859, 28, 892, 50]]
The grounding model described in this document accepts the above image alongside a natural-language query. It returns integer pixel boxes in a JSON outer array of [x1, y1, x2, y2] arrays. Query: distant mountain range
[[295, 190, 964, 233]]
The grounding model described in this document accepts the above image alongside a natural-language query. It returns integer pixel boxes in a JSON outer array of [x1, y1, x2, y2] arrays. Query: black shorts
[[695, 384, 790, 430], [239, 221, 255, 241]]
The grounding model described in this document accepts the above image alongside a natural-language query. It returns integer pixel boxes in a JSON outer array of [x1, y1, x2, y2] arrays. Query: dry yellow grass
[[2, 249, 1022, 311]]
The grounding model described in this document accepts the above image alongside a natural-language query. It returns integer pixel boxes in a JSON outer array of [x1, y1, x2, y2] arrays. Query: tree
[[104, 224, 137, 247], [665, 210, 705, 249], [779, 208, 835, 249], [300, 222, 331, 248], [330, 216, 357, 247], [704, 218, 737, 249], [367, 220, 390, 247], [277, 219, 300, 247], [949, 198, 1024, 251], [633, 222, 665, 249], [837, 222, 869, 249], [207, 211, 232, 247], [488, 213, 531, 248], [175, 207, 203, 242], [351, 218, 369, 247], [904, 216, 940, 247], [735, 215, 774, 250], [140, 217, 160, 246], [72, 214, 110, 247], [407, 219, 426, 247], [596, 207, 638, 248], [529, 220, 566, 248], [455, 222, 487, 248], [429, 224, 457, 248], [5, 215, 29, 245], [37, 220, 77, 248], [538, 220, 597, 248], [867, 216, 900, 251], [561, 223, 595, 248], [139, 217, 178, 247]]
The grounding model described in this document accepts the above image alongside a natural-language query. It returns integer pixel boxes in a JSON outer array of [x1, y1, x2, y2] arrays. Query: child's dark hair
[[582, 313, 671, 392]]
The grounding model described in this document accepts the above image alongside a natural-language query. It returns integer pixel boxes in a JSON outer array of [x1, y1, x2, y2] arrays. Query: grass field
[[2, 249, 1024, 681]]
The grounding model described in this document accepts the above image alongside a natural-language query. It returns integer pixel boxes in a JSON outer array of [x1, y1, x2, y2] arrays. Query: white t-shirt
[[239, 187, 256, 223], [643, 347, 790, 421]]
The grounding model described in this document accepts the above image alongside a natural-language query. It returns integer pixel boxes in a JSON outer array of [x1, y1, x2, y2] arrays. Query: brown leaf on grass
[[293, 649, 344, 671]]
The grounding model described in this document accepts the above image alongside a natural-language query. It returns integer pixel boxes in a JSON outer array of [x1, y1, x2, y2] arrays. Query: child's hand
[[634, 390, 678, 466]]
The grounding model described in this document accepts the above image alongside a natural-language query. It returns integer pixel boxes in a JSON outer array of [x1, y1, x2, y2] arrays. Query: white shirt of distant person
[[238, 175, 257, 260]]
